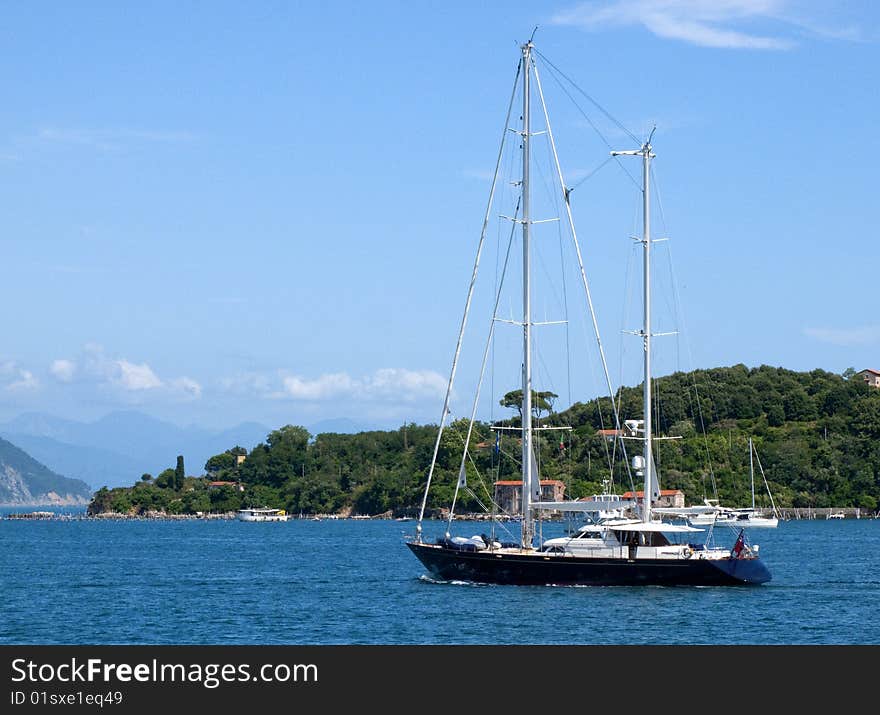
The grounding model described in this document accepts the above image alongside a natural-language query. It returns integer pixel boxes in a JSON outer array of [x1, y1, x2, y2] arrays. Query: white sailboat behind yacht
[[687, 438, 780, 528]]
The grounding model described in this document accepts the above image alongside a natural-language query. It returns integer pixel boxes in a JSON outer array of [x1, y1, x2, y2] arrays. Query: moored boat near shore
[[237, 507, 288, 522]]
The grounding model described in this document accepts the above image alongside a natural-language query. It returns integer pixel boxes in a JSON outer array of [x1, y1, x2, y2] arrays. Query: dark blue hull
[[407, 542, 771, 586]]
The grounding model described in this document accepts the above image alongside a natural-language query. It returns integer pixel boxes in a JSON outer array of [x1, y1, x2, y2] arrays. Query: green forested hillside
[[88, 365, 880, 516]]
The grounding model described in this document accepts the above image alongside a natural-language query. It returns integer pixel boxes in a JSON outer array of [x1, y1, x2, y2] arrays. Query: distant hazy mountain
[[0, 433, 145, 492], [0, 411, 386, 491], [0, 436, 92, 505], [1, 411, 272, 490]]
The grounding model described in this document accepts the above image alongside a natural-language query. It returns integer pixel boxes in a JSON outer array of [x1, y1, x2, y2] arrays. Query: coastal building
[[621, 489, 685, 509], [494, 479, 565, 515], [856, 368, 880, 388]]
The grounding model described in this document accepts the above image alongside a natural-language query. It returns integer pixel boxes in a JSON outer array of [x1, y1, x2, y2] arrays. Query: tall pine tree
[[175, 455, 185, 491]]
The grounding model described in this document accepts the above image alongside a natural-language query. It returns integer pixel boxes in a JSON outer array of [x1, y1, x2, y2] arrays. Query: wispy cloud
[[36, 127, 197, 152], [49, 359, 76, 383], [281, 373, 356, 400], [279, 368, 447, 403], [551, 1, 861, 50], [803, 325, 880, 347], [8, 370, 40, 392], [51, 345, 201, 400], [113, 360, 163, 391], [0, 361, 40, 392], [219, 367, 448, 404], [169, 376, 203, 399]]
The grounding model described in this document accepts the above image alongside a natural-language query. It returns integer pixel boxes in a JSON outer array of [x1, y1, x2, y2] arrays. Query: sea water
[[1, 511, 877, 644]]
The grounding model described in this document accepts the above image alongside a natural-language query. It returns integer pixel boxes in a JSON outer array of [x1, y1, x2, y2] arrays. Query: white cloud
[[362, 368, 448, 400], [50, 359, 76, 382], [281, 373, 356, 400], [37, 126, 197, 151], [803, 326, 880, 347], [169, 376, 202, 399], [61, 344, 202, 400], [0, 361, 40, 392], [7, 369, 39, 392], [550, 1, 855, 49], [113, 359, 163, 391], [276, 368, 447, 402]]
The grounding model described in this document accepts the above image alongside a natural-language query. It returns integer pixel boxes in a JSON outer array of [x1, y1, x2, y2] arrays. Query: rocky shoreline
[[5, 507, 878, 521]]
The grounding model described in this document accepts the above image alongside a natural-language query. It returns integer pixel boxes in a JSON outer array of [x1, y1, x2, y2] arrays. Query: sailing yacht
[[405, 39, 771, 586], [686, 438, 780, 528]]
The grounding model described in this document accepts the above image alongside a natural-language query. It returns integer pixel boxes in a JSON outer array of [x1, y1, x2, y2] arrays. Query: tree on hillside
[[500, 389, 558, 420], [239, 425, 311, 488], [155, 468, 177, 489], [205, 452, 235, 473], [205, 446, 249, 474], [175, 455, 186, 490]]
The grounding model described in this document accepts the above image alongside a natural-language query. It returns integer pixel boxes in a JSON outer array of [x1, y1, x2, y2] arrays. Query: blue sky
[[1, 1, 877, 431]]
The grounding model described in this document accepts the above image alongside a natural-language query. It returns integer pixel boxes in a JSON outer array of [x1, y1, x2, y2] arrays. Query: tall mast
[[613, 136, 655, 522], [750, 437, 755, 509], [520, 40, 535, 548], [640, 140, 653, 523]]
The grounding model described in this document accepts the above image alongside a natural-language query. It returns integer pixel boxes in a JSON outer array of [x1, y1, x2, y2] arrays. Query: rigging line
[[445, 197, 520, 534], [686, 373, 716, 498], [479, 496, 519, 542], [650, 165, 679, 354], [491, 127, 520, 429], [497, 445, 522, 468], [608, 213, 642, 493], [533, 345, 561, 419], [416, 55, 522, 536], [466, 456, 506, 518], [532, 53, 634, 489], [446, 422, 497, 524], [452, 425, 498, 513], [752, 445, 779, 517], [463, 486, 491, 515], [489, 117, 522, 423], [573, 287, 618, 480], [664, 235, 719, 498], [534, 48, 640, 145], [538, 121, 574, 408], [530, 150, 569, 315], [650, 164, 669, 240], [535, 50, 641, 191], [660, 228, 684, 383], [670, 262, 718, 499], [568, 155, 614, 193], [460, 437, 513, 522], [531, 236, 568, 324]]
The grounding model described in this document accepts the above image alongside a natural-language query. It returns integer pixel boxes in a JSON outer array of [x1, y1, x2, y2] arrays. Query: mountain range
[[0, 411, 380, 490], [0, 436, 92, 505]]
